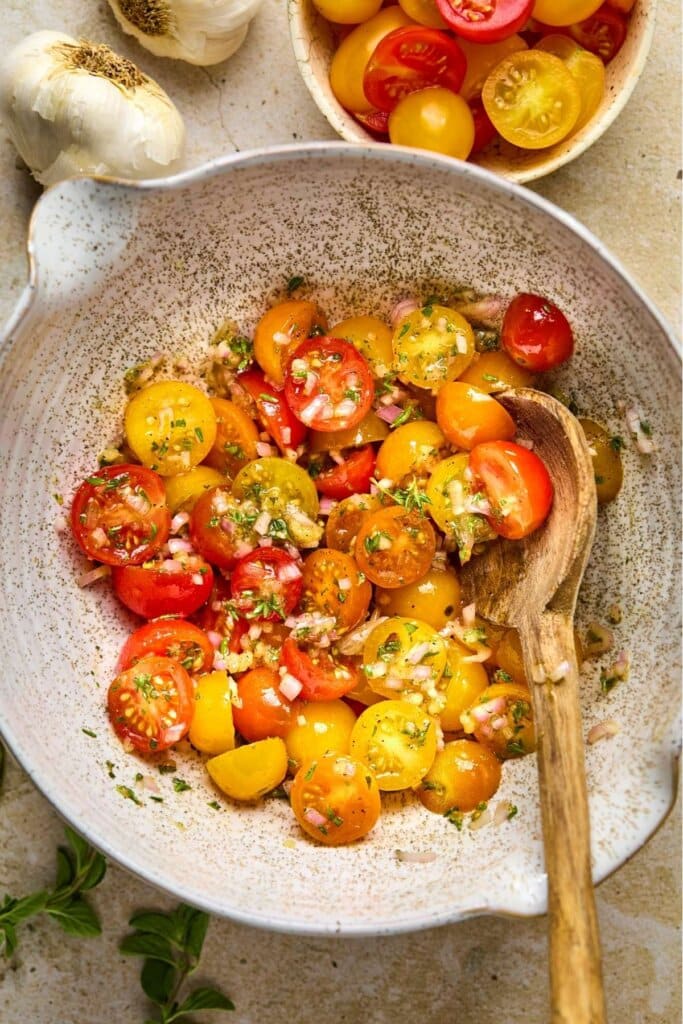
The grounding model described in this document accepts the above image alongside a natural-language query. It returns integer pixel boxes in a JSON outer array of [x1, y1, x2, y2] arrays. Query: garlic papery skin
[[108, 0, 264, 66], [0, 31, 185, 186]]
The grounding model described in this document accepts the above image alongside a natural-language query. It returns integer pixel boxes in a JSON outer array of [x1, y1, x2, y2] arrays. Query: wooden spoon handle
[[519, 611, 606, 1024]]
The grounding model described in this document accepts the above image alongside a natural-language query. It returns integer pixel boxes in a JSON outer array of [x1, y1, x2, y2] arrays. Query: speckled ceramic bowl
[[288, 0, 657, 184], [0, 145, 679, 935]]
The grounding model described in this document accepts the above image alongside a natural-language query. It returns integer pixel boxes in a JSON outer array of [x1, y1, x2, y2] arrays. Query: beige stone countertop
[[0, 2, 680, 1022]]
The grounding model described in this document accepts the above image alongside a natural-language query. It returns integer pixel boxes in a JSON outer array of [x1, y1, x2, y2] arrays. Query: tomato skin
[[291, 753, 381, 846], [532, 0, 603, 27], [436, 381, 516, 450], [203, 397, 259, 478], [237, 368, 307, 452], [363, 27, 467, 113], [501, 293, 574, 371], [124, 381, 217, 477], [282, 638, 360, 701], [284, 337, 374, 433], [315, 446, 376, 499], [116, 619, 214, 674], [230, 548, 303, 621], [71, 465, 170, 567], [350, 699, 437, 790], [469, 97, 498, 153], [324, 493, 383, 552], [354, 109, 390, 136], [232, 667, 298, 742], [112, 558, 214, 619], [388, 86, 476, 159], [436, 0, 535, 43], [569, 4, 627, 63], [418, 739, 502, 814], [469, 440, 554, 540], [330, 6, 415, 114], [285, 699, 357, 769], [108, 654, 194, 754]]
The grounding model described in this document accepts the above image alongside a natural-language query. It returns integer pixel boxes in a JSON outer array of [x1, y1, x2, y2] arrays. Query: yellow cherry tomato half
[[392, 302, 475, 392], [425, 453, 497, 561], [375, 419, 447, 484], [482, 51, 581, 150], [532, 0, 604, 27], [313, 0, 383, 24], [285, 699, 358, 772], [579, 418, 623, 504], [164, 465, 226, 513], [232, 457, 319, 520], [331, 314, 394, 378], [253, 300, 327, 386], [330, 6, 414, 114], [536, 36, 605, 131], [388, 87, 475, 161], [457, 349, 535, 394], [189, 670, 236, 756], [308, 411, 389, 454], [363, 616, 447, 712], [438, 640, 489, 732], [125, 381, 217, 477], [436, 381, 516, 450], [206, 737, 288, 801], [290, 753, 381, 846], [398, 0, 447, 29], [458, 35, 528, 102], [461, 682, 535, 760], [375, 565, 461, 630], [418, 739, 501, 814], [350, 700, 437, 790], [203, 397, 259, 477]]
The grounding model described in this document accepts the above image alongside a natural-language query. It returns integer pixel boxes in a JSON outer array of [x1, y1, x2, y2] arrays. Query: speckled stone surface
[[0, 1, 680, 1023]]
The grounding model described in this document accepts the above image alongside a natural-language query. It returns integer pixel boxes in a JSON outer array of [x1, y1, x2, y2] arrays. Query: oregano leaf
[[55, 847, 75, 890], [174, 987, 235, 1014], [47, 896, 101, 937], [120, 932, 177, 966], [129, 911, 182, 944], [141, 957, 177, 1006]]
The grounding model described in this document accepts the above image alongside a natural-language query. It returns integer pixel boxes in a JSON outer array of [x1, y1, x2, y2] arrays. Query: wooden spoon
[[460, 388, 605, 1024]]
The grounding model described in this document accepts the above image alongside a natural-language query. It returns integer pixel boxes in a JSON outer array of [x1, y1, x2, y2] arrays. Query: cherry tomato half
[[71, 465, 170, 567], [112, 555, 214, 619], [291, 753, 381, 846], [189, 487, 257, 569], [569, 4, 627, 63], [330, 6, 414, 114], [253, 299, 328, 386], [116, 619, 214, 674], [436, 381, 516, 450], [315, 446, 376, 500], [469, 440, 554, 540], [300, 548, 372, 634], [282, 638, 360, 701], [203, 397, 259, 478], [436, 0, 535, 44], [363, 27, 466, 113], [501, 292, 574, 371], [230, 548, 303, 621], [237, 368, 307, 452], [108, 654, 194, 754], [232, 667, 299, 742], [355, 504, 436, 588], [284, 338, 374, 433], [354, 109, 390, 136], [532, 0, 603, 27]]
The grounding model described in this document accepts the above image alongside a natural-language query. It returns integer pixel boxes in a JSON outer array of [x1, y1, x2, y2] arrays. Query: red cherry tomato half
[[112, 555, 214, 619], [363, 27, 467, 113], [116, 619, 214, 674], [284, 337, 374, 433], [189, 486, 255, 570], [501, 293, 574, 372], [436, 0, 535, 44], [230, 548, 303, 621], [569, 5, 627, 63], [237, 368, 307, 452], [469, 97, 498, 153], [282, 638, 361, 701], [469, 440, 554, 540], [108, 654, 194, 754], [315, 446, 376, 500], [71, 464, 170, 567], [354, 109, 390, 136], [195, 575, 248, 653]]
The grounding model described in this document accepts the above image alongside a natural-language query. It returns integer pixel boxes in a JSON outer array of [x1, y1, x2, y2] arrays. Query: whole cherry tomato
[[501, 292, 574, 371]]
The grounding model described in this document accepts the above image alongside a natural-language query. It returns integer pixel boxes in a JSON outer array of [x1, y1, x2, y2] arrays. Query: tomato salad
[[322, 0, 635, 161], [70, 286, 622, 846]]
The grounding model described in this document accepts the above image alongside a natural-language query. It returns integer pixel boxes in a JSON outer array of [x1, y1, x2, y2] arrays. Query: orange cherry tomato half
[[436, 0, 534, 43], [112, 555, 214, 619], [230, 548, 303, 622], [300, 548, 372, 634], [469, 440, 554, 540], [232, 667, 299, 742], [363, 27, 467, 113], [569, 4, 627, 63], [355, 504, 436, 588], [203, 398, 259, 477], [284, 337, 374, 433], [282, 638, 361, 701], [436, 381, 516, 450], [315, 445, 376, 499], [237, 368, 307, 452], [116, 619, 214, 674], [253, 299, 328, 386], [189, 487, 252, 569], [71, 464, 170, 567], [291, 753, 381, 846], [108, 654, 194, 754], [501, 292, 574, 371]]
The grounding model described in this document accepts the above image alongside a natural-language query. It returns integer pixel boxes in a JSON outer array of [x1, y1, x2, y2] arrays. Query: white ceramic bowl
[[288, 0, 657, 184], [0, 145, 679, 935]]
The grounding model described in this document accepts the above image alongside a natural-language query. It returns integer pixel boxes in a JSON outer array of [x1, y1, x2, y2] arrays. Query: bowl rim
[[286, 0, 659, 185], [0, 142, 680, 936]]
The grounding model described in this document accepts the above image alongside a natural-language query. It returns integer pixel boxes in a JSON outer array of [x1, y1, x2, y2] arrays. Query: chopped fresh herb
[[482, 373, 499, 383], [610, 435, 624, 452], [81, 728, 97, 738], [305, 763, 318, 781], [507, 804, 518, 820], [106, 761, 116, 779], [364, 530, 392, 554], [194, 427, 204, 443], [286, 275, 305, 294], [639, 420, 652, 436], [444, 807, 463, 830], [86, 476, 106, 486], [375, 375, 397, 397], [149, 796, 164, 804], [267, 517, 289, 540], [343, 387, 361, 404], [421, 304, 433, 317], [158, 762, 177, 775], [246, 594, 285, 621], [173, 778, 191, 793], [134, 673, 158, 701], [260, 392, 278, 404], [326, 809, 344, 827], [117, 785, 143, 806], [398, 322, 411, 338], [391, 404, 423, 429], [376, 636, 401, 661], [224, 442, 245, 459], [493, 669, 513, 684], [506, 739, 525, 756], [404, 622, 418, 636], [207, 801, 222, 811], [392, 479, 432, 515]]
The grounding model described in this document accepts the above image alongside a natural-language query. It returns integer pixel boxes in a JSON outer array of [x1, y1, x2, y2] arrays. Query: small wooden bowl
[[288, 0, 657, 184]]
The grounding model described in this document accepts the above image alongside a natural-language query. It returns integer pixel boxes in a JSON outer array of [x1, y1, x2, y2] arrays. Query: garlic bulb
[[108, 0, 264, 66], [0, 31, 185, 186]]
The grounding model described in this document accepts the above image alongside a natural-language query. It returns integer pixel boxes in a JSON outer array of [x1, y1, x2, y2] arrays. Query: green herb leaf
[[120, 932, 178, 966], [129, 910, 183, 943], [46, 896, 101, 938], [286, 275, 304, 294], [141, 957, 177, 1006], [174, 987, 235, 1015]]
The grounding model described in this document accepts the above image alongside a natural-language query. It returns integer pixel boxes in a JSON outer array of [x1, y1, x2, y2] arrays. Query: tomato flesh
[[501, 292, 574, 371], [436, 0, 535, 43], [284, 337, 374, 433], [469, 440, 554, 540], [282, 638, 360, 701], [112, 556, 214, 619], [315, 446, 376, 499], [363, 27, 467, 113], [569, 4, 627, 63], [116, 619, 214, 674], [355, 504, 436, 588], [108, 654, 194, 754], [232, 667, 299, 742], [238, 368, 307, 452], [230, 548, 303, 621], [71, 465, 170, 567]]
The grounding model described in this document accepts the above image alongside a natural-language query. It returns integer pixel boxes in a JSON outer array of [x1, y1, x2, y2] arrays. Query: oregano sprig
[[0, 825, 106, 957], [120, 903, 233, 1023]]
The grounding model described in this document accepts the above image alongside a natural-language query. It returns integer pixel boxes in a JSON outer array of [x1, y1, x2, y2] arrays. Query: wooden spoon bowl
[[460, 388, 604, 1024]]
